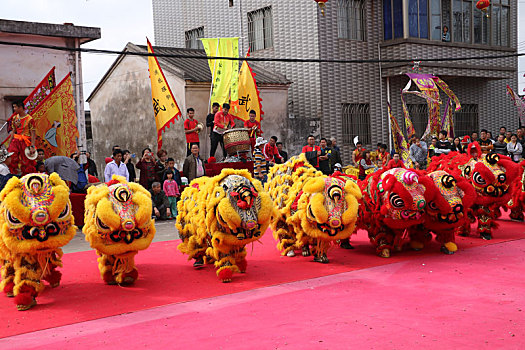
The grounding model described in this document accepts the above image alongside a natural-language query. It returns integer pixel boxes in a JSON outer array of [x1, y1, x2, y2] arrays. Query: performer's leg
[[1, 259, 15, 297], [210, 132, 220, 158], [42, 249, 64, 288], [219, 134, 226, 158], [13, 255, 43, 311]]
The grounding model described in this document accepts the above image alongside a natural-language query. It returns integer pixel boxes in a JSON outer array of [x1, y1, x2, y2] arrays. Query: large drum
[[223, 128, 251, 155]]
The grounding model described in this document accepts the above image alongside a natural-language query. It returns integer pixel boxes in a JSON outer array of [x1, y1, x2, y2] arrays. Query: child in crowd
[[163, 171, 180, 219]]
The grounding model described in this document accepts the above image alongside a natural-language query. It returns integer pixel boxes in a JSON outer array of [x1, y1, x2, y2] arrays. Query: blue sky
[[3, 0, 525, 104]]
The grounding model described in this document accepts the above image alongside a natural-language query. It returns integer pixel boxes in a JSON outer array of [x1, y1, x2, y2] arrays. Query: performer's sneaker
[[286, 250, 295, 257], [340, 240, 354, 249], [313, 254, 329, 264], [193, 258, 204, 268], [480, 232, 492, 240]]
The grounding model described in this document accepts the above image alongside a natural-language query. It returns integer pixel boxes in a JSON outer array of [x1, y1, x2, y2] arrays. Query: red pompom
[[218, 268, 233, 282], [237, 259, 248, 273], [44, 270, 62, 287], [18, 284, 37, 297], [14, 292, 35, 307], [208, 157, 217, 164], [3, 282, 14, 295]]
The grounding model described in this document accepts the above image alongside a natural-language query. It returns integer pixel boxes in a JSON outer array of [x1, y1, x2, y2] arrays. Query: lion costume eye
[[498, 174, 506, 183], [428, 201, 438, 210], [472, 172, 486, 185], [308, 205, 316, 219], [6, 210, 22, 226], [97, 217, 111, 231], [58, 203, 70, 220], [389, 193, 405, 209]]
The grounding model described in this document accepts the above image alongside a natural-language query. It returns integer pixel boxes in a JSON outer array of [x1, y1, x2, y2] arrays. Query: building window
[[383, 0, 404, 40], [452, 0, 471, 43], [385, 0, 509, 46], [185, 27, 204, 49], [248, 7, 273, 52], [492, 0, 510, 46], [342, 103, 371, 145], [337, 0, 366, 41], [406, 104, 429, 137], [409, 0, 429, 39], [454, 104, 479, 137]]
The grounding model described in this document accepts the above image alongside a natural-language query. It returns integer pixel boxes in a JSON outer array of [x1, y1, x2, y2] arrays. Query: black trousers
[[186, 142, 200, 156], [210, 132, 226, 158]]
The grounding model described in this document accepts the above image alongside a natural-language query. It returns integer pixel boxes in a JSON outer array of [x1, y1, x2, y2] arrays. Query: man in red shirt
[[211, 103, 235, 158], [263, 136, 283, 165], [244, 110, 262, 151], [386, 153, 406, 169], [302, 135, 321, 169], [184, 108, 200, 156]]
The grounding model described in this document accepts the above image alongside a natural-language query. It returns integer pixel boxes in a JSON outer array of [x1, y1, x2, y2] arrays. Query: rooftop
[[0, 19, 101, 44]]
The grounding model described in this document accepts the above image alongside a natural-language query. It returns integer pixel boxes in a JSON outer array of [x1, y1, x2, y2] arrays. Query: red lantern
[[314, 0, 328, 16], [476, 0, 490, 15]]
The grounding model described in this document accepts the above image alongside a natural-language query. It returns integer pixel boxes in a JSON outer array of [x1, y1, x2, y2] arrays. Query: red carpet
[[4, 237, 525, 349], [1, 216, 524, 338]]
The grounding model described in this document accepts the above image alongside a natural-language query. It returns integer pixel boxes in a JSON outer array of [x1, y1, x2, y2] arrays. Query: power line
[[0, 40, 524, 64]]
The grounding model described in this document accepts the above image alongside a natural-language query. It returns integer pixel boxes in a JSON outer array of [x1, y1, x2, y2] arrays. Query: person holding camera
[[136, 147, 158, 189], [123, 150, 137, 182]]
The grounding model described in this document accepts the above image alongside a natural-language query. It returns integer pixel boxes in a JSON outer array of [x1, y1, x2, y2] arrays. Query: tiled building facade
[[152, 0, 518, 163]]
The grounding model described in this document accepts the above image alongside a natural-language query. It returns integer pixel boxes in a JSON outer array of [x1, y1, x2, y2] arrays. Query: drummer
[[210, 103, 235, 159], [184, 107, 200, 157], [7, 100, 36, 175], [244, 110, 263, 151]]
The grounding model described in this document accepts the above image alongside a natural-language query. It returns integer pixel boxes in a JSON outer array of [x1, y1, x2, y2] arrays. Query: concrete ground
[[63, 220, 180, 253]]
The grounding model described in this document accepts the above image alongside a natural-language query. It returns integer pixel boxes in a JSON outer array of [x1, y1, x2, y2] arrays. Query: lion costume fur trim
[[176, 169, 274, 278], [266, 154, 361, 256]]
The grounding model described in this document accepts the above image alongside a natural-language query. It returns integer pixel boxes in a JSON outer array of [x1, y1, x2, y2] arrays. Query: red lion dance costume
[[358, 167, 433, 258], [427, 143, 519, 240], [408, 170, 476, 254]]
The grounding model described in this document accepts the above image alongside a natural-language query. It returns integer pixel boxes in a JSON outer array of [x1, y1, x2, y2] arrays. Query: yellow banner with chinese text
[[233, 60, 263, 122], [147, 38, 181, 149]]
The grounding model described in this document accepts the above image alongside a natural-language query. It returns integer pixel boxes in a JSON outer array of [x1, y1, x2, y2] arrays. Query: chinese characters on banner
[[147, 38, 181, 149], [200, 38, 239, 110], [233, 59, 264, 122]]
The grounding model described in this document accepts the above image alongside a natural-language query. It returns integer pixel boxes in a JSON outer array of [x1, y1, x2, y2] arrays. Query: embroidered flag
[[232, 58, 264, 122], [201, 38, 239, 109], [401, 93, 416, 139], [387, 102, 410, 164], [147, 38, 181, 149], [3, 67, 56, 144], [31, 73, 79, 158], [441, 98, 454, 138]]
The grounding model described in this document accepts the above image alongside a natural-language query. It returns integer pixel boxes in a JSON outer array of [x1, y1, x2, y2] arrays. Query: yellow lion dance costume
[[83, 176, 155, 285], [0, 173, 76, 311], [266, 154, 362, 263], [176, 169, 274, 282]]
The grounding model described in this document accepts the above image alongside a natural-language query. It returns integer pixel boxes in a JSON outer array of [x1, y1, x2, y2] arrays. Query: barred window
[[185, 27, 204, 49], [338, 0, 366, 41], [406, 104, 428, 138], [454, 104, 479, 138], [248, 7, 273, 52], [342, 103, 371, 145]]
